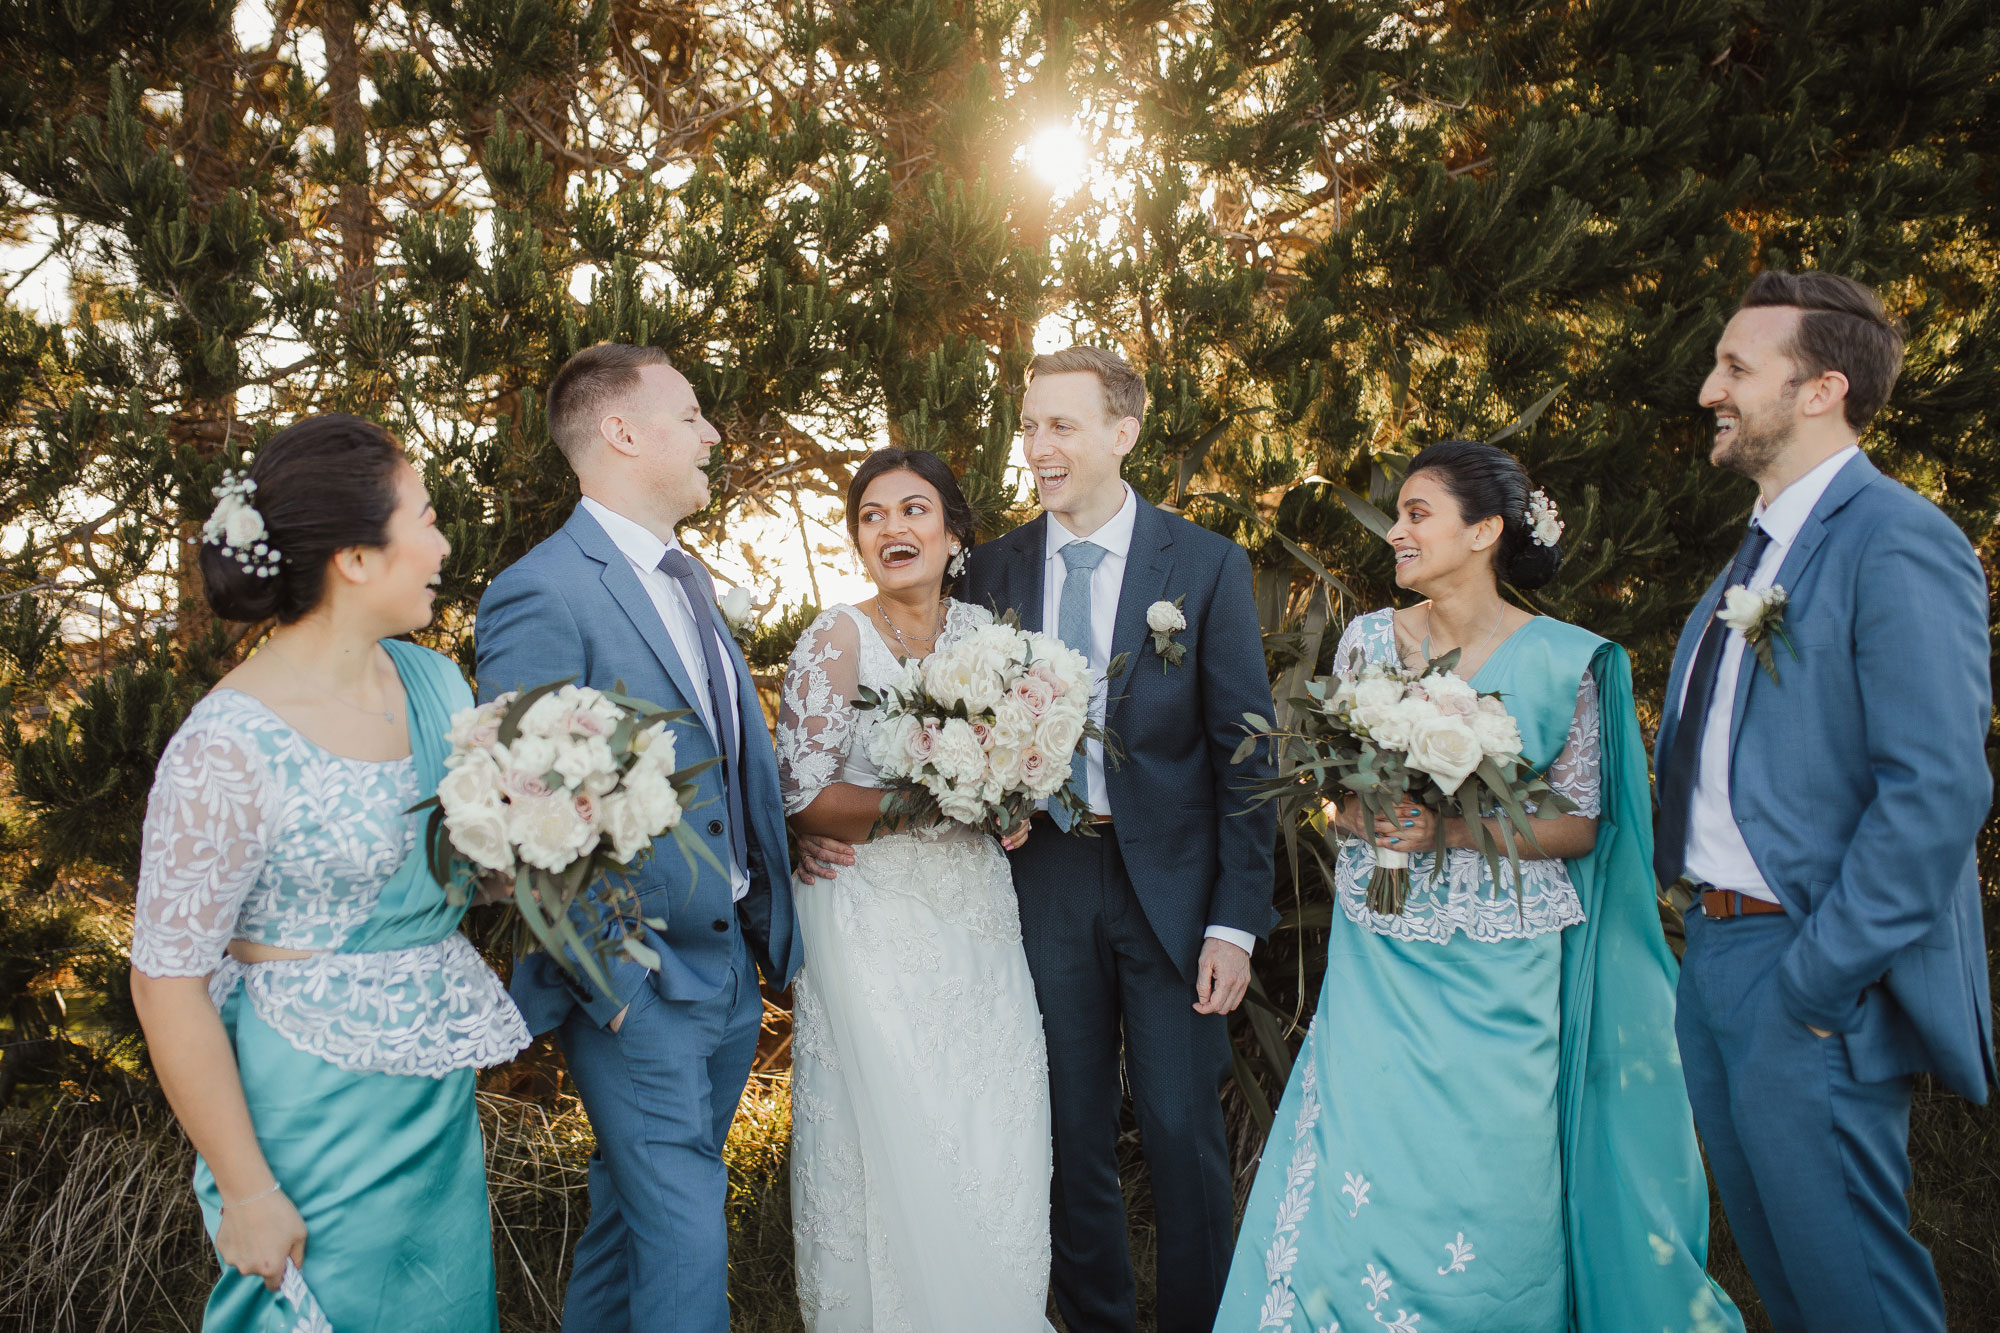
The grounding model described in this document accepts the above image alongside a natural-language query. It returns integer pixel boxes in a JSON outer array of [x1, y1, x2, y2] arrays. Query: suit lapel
[[1106, 501, 1174, 731], [1006, 515, 1048, 632], [1723, 452, 1877, 754], [563, 507, 704, 715]]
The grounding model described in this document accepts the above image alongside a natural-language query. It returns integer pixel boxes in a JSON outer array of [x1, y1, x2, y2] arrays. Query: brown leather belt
[[1031, 811, 1114, 828], [1700, 889, 1786, 919]]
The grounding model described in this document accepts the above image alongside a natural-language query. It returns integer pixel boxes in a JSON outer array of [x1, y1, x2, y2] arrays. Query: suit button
[[712, 919, 729, 932], [707, 818, 724, 836]]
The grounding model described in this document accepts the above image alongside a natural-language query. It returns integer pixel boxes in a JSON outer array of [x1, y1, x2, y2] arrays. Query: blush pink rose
[[504, 768, 555, 800], [906, 719, 940, 765], [1011, 674, 1057, 717]]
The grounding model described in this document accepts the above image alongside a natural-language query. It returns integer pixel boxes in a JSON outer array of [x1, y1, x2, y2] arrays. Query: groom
[[967, 347, 1276, 1332], [1658, 272, 1993, 1331], [475, 343, 802, 1333]]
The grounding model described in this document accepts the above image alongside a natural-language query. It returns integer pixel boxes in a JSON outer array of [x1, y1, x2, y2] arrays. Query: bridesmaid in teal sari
[[132, 416, 529, 1332], [1216, 442, 1739, 1333]]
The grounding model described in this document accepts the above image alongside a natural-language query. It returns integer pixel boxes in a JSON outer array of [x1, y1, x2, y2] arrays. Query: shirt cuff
[[1204, 925, 1257, 956]]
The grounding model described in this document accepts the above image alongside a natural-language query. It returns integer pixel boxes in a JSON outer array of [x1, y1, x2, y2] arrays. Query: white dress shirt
[[580, 497, 749, 903], [1040, 486, 1256, 957], [1677, 445, 1859, 902]]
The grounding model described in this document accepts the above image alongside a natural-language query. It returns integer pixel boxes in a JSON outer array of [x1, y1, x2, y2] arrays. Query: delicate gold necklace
[[259, 642, 400, 726], [873, 599, 944, 659]]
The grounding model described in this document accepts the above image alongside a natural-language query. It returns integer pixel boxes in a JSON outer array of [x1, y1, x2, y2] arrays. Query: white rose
[[437, 750, 505, 817], [1364, 697, 1438, 750], [936, 784, 990, 827], [1326, 678, 1357, 714], [597, 792, 654, 864], [1406, 716, 1483, 795], [447, 699, 508, 751], [1470, 709, 1522, 759], [552, 736, 616, 792], [933, 718, 988, 786], [718, 586, 756, 627], [1034, 709, 1085, 760], [1350, 674, 1405, 714], [985, 742, 1025, 791], [1421, 673, 1479, 717], [868, 713, 919, 779], [991, 700, 1037, 751], [618, 768, 683, 837], [509, 792, 597, 871], [1146, 600, 1186, 634], [443, 800, 515, 873]]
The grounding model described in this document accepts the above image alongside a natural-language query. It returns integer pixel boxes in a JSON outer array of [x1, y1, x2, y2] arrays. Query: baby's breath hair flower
[[202, 469, 283, 578]]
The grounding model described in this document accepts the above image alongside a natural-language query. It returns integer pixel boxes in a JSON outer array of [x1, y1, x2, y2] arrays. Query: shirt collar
[[1044, 483, 1138, 563], [1752, 444, 1861, 547], [580, 495, 676, 570]]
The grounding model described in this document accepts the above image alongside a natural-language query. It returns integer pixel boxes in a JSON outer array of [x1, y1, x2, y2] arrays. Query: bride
[[777, 447, 1056, 1332]]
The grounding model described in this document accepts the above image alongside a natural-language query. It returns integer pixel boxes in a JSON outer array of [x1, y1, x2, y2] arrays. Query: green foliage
[[736, 600, 823, 674]]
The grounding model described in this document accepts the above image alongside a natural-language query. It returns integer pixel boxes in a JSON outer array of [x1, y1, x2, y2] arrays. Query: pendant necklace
[[1421, 604, 1506, 676], [875, 599, 944, 660]]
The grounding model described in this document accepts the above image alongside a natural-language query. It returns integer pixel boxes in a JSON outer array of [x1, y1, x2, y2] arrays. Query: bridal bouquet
[[1243, 648, 1571, 915], [857, 615, 1108, 834], [415, 680, 724, 987]]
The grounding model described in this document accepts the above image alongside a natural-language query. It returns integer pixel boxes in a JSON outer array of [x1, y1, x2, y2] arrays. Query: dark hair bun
[[1405, 439, 1564, 592], [200, 414, 406, 624]]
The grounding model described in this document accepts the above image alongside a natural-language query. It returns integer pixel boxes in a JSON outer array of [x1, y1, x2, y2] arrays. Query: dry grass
[[3, 1065, 1994, 1332]]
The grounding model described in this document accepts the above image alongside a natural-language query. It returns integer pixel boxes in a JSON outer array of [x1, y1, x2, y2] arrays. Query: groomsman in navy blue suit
[[1658, 272, 1993, 1331], [476, 344, 802, 1333]]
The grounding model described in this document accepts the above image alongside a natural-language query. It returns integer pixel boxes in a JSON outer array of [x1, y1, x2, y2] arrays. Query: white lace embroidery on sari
[[1330, 610, 1595, 945], [134, 691, 528, 1078]]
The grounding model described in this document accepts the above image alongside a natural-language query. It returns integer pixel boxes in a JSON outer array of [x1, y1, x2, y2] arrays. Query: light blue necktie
[[655, 547, 747, 877], [1052, 540, 1106, 832]]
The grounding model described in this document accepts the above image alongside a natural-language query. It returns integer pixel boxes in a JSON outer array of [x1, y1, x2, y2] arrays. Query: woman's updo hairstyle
[[1405, 440, 1564, 591], [844, 447, 978, 595], [199, 413, 407, 624]]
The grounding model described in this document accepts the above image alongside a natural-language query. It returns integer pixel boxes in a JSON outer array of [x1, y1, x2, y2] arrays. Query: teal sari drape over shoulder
[[1214, 617, 1739, 1333], [188, 640, 512, 1333]]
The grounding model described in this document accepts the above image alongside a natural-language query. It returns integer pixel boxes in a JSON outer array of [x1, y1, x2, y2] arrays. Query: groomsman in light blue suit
[[1658, 272, 1993, 1332], [475, 343, 802, 1333]]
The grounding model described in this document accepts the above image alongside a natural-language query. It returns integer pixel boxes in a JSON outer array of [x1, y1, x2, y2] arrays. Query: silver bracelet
[[220, 1180, 283, 1209]]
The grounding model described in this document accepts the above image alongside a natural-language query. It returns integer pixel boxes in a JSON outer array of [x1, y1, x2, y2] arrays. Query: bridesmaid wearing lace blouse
[[1214, 443, 1740, 1333], [131, 416, 527, 1332]]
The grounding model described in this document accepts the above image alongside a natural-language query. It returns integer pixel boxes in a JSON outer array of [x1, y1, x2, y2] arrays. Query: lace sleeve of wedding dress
[[778, 607, 865, 816], [1546, 668, 1603, 819], [1331, 614, 1371, 679], [132, 706, 277, 978]]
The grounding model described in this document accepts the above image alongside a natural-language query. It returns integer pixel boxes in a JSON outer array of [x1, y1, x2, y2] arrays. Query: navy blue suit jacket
[[474, 504, 802, 1035], [1657, 453, 1994, 1101], [962, 498, 1279, 978]]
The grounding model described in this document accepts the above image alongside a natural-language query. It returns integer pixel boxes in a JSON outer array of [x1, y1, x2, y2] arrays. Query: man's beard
[[1712, 392, 1796, 481]]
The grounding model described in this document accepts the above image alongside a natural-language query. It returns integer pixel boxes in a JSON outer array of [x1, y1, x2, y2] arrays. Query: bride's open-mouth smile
[[877, 540, 922, 572]]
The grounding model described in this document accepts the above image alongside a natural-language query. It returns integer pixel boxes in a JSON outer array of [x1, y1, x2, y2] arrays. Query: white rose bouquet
[[415, 680, 726, 988], [856, 613, 1110, 835], [1239, 644, 1572, 915]]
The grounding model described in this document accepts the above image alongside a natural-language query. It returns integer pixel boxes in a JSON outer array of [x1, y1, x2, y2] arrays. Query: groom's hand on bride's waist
[[1193, 937, 1252, 1015], [796, 833, 857, 883]]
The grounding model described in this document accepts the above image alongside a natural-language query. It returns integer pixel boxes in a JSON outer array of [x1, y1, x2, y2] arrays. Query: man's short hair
[[545, 343, 673, 463], [1739, 271, 1906, 430], [1025, 346, 1148, 424]]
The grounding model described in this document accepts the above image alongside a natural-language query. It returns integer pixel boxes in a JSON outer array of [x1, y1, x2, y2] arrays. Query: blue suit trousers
[[554, 934, 761, 1333], [1677, 908, 1944, 1332]]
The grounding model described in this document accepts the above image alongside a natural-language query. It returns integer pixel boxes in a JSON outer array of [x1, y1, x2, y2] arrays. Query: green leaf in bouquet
[[620, 935, 662, 970], [1231, 735, 1261, 765], [497, 677, 578, 747], [1105, 651, 1129, 681], [1242, 712, 1271, 733], [672, 818, 729, 881]]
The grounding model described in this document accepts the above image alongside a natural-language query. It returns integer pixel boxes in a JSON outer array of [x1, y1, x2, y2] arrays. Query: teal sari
[[191, 640, 505, 1333], [1215, 616, 1739, 1333]]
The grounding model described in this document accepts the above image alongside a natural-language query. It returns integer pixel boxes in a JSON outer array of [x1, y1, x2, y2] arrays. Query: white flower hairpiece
[[948, 548, 968, 579], [1524, 489, 1563, 548], [202, 469, 282, 578]]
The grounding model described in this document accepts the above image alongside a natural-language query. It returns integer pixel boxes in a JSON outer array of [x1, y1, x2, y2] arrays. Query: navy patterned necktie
[[655, 548, 747, 876], [1653, 520, 1774, 887]]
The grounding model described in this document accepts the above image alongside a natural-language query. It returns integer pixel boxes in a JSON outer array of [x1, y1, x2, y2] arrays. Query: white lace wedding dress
[[778, 601, 1056, 1333]]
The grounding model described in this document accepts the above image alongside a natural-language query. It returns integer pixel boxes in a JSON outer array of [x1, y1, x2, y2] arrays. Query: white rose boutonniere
[[1146, 595, 1188, 669], [1717, 583, 1794, 682]]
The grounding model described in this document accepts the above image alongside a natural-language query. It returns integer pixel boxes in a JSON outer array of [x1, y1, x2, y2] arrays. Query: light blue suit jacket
[[1656, 452, 1994, 1101], [474, 504, 802, 1035]]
